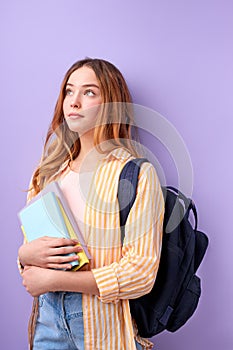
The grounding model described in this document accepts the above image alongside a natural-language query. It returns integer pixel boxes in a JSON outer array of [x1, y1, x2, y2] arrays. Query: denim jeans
[[33, 292, 84, 350], [33, 291, 143, 350]]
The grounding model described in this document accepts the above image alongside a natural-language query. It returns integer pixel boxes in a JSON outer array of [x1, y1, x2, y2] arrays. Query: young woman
[[18, 58, 165, 350]]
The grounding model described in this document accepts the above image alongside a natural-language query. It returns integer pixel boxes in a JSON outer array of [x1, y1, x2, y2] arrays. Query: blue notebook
[[18, 191, 70, 241]]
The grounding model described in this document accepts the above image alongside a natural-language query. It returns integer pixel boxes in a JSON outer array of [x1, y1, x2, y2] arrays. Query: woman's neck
[[70, 134, 111, 173], [78, 134, 95, 161]]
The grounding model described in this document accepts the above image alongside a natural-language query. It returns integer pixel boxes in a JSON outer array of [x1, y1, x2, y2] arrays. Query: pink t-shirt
[[59, 167, 94, 239]]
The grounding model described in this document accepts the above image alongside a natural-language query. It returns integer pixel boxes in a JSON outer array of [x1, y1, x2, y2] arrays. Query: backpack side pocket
[[167, 275, 201, 332]]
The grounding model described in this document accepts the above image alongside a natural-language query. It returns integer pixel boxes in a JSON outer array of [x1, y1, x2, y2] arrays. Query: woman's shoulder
[[104, 147, 160, 181]]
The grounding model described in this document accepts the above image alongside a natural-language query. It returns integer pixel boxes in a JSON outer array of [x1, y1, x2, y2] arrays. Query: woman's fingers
[[46, 253, 81, 270], [52, 244, 83, 256], [47, 253, 80, 264], [28, 236, 83, 269], [19, 236, 82, 269]]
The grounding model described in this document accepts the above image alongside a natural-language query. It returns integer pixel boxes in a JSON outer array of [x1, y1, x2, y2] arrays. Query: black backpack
[[117, 158, 209, 338]]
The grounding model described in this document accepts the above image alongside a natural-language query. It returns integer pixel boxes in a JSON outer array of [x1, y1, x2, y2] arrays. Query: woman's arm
[[92, 162, 165, 303], [22, 265, 100, 297]]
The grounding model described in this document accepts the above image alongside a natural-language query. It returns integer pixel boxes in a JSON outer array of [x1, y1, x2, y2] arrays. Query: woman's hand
[[22, 265, 56, 297], [18, 236, 82, 270]]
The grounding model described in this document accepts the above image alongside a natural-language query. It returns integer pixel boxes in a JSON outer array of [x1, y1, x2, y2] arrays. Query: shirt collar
[[102, 147, 132, 162]]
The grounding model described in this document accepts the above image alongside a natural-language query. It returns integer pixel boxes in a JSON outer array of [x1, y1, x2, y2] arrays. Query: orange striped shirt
[[79, 147, 164, 349], [18, 147, 164, 349]]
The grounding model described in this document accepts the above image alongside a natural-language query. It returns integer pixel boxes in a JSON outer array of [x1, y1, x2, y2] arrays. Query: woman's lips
[[67, 113, 84, 120]]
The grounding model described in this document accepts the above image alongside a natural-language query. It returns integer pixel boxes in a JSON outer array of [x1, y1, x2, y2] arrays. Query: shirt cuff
[[92, 264, 119, 303]]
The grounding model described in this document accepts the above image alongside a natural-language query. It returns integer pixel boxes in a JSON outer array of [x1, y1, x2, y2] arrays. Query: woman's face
[[63, 66, 102, 135]]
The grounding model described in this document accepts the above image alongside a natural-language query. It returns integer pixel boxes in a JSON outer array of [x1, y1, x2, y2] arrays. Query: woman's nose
[[70, 94, 81, 108]]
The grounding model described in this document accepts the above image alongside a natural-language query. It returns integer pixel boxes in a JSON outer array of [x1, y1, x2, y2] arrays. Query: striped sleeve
[[92, 163, 165, 303]]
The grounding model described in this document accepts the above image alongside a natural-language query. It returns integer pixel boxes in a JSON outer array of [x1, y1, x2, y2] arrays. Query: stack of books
[[18, 181, 91, 270]]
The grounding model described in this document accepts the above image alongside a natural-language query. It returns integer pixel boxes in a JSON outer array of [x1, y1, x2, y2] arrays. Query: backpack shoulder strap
[[165, 186, 198, 231], [117, 158, 148, 243]]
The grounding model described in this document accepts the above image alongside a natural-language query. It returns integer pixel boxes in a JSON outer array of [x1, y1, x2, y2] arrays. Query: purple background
[[1, 1, 232, 349]]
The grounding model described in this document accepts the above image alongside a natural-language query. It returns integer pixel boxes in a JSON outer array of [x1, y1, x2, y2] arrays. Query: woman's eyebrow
[[66, 83, 100, 89]]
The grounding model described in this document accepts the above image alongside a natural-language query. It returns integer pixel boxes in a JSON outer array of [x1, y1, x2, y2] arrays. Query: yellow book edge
[[21, 225, 28, 243], [57, 198, 89, 271]]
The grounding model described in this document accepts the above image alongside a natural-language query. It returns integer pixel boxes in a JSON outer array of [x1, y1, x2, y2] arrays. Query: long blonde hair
[[30, 58, 141, 195]]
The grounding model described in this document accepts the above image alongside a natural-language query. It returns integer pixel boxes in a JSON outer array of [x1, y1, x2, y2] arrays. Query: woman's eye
[[85, 89, 95, 97], [65, 89, 73, 96]]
